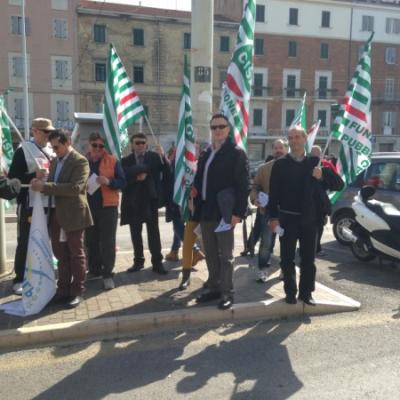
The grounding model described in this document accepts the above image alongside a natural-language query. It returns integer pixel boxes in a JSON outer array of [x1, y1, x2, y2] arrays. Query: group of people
[[0, 111, 343, 311]]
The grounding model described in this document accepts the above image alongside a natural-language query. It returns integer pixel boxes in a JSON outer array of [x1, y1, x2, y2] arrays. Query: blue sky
[[100, 0, 191, 11]]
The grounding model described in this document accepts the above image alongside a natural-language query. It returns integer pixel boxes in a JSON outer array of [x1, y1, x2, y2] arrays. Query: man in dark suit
[[31, 130, 93, 308], [121, 133, 170, 275], [193, 113, 249, 310], [0, 175, 21, 200]]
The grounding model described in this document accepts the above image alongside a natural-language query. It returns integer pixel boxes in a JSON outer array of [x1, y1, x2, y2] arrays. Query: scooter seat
[[366, 200, 400, 233]]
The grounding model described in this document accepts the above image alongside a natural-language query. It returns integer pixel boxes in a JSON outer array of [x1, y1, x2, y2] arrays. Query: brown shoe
[[165, 250, 179, 262], [192, 249, 205, 266]]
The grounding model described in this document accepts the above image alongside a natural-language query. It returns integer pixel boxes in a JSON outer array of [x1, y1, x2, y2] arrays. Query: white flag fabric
[[305, 120, 321, 153], [0, 192, 56, 316]]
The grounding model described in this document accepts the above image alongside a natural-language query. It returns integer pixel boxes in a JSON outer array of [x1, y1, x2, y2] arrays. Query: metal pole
[[0, 200, 6, 274], [21, 0, 30, 140]]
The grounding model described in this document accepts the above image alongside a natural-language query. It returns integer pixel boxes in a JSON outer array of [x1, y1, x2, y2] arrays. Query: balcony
[[314, 88, 338, 100], [282, 88, 306, 99], [372, 92, 400, 105], [252, 86, 272, 98]]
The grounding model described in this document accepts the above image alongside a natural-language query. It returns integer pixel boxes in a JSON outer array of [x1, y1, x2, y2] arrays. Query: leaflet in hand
[[257, 191, 269, 207], [214, 218, 232, 233], [87, 173, 100, 195]]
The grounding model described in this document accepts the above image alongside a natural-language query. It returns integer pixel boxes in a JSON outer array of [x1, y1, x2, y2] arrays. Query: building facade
[[249, 0, 400, 158], [0, 0, 80, 135], [77, 0, 238, 149]]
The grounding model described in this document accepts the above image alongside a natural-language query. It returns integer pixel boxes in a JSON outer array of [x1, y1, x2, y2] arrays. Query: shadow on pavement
[[31, 320, 304, 400]]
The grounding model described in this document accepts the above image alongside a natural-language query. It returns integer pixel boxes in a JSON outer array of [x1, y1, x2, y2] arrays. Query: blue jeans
[[258, 212, 273, 270]]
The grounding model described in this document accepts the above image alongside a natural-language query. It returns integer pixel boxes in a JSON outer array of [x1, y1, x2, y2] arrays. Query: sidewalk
[[0, 250, 360, 349]]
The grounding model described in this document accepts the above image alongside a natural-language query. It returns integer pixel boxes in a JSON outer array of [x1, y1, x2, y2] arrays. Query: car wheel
[[333, 210, 356, 246], [351, 239, 376, 262]]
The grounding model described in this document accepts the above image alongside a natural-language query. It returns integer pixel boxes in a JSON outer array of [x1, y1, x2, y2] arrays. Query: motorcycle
[[342, 185, 400, 263]]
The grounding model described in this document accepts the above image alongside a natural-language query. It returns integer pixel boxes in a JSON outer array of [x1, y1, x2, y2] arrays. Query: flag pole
[[21, 0, 30, 140], [143, 114, 159, 145]]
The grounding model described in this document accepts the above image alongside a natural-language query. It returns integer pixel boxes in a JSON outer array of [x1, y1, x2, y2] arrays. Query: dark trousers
[[279, 214, 317, 298], [85, 207, 118, 278], [129, 209, 163, 267], [201, 220, 234, 297], [13, 205, 30, 283], [258, 213, 273, 270], [316, 223, 324, 253], [50, 213, 87, 297], [246, 209, 262, 252], [171, 215, 185, 251]]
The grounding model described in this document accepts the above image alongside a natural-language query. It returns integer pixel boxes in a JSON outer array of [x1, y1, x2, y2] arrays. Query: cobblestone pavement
[[0, 249, 284, 331]]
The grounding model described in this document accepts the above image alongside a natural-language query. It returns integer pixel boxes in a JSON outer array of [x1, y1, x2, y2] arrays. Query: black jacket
[[120, 151, 171, 225], [193, 139, 249, 221], [269, 154, 344, 225], [0, 176, 21, 200]]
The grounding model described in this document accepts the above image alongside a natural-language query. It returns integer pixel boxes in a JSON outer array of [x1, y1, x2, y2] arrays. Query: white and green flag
[[330, 33, 374, 204], [220, 0, 256, 151], [173, 55, 196, 221], [103, 44, 145, 159], [289, 92, 307, 131], [305, 120, 321, 153], [0, 96, 14, 174]]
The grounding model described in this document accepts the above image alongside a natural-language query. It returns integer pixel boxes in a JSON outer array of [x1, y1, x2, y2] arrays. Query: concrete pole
[[191, 0, 214, 145], [0, 200, 6, 274]]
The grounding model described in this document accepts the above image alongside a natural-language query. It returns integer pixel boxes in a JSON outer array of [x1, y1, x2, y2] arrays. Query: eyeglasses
[[91, 143, 105, 149], [133, 141, 146, 145], [210, 125, 228, 131]]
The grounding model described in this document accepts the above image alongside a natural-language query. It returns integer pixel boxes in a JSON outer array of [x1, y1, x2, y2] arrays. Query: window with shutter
[[13, 56, 24, 77]]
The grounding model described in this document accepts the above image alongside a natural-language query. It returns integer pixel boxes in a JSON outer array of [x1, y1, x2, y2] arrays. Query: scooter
[[342, 186, 400, 263]]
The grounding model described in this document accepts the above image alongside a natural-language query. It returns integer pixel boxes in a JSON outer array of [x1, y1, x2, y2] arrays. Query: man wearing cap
[[8, 118, 55, 295]]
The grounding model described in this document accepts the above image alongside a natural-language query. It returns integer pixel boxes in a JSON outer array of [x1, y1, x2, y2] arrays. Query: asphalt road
[[1, 219, 399, 399]]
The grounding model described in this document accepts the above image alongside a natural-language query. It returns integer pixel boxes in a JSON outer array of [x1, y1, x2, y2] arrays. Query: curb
[[0, 297, 359, 350]]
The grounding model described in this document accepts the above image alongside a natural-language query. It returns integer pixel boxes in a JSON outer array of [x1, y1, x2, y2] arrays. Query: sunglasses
[[91, 143, 105, 149], [133, 141, 146, 145], [210, 124, 228, 131]]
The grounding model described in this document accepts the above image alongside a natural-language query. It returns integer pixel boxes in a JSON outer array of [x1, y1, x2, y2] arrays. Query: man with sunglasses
[[31, 129, 93, 308], [193, 113, 249, 310], [121, 133, 171, 275], [85, 132, 126, 290], [8, 118, 55, 295]]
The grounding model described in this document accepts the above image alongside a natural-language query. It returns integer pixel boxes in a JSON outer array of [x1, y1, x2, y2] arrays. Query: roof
[[78, 1, 238, 23]]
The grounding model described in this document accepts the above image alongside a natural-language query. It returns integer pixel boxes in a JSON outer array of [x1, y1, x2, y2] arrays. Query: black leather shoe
[[298, 294, 316, 306], [48, 294, 70, 306], [179, 270, 191, 290], [218, 296, 233, 310], [67, 296, 82, 308], [152, 264, 168, 275], [285, 295, 297, 305], [127, 264, 144, 273], [196, 291, 221, 303]]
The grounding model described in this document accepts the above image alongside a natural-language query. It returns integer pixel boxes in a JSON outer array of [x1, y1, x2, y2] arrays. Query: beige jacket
[[249, 159, 275, 214]]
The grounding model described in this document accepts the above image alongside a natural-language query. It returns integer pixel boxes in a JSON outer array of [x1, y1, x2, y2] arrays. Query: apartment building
[[77, 0, 238, 148], [249, 0, 400, 158], [0, 0, 79, 136]]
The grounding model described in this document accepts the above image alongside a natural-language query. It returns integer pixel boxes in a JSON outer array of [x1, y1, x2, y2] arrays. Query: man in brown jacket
[[249, 138, 288, 282], [31, 130, 93, 308]]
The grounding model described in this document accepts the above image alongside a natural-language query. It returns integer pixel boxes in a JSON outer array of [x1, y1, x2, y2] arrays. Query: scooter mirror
[[360, 185, 376, 202]]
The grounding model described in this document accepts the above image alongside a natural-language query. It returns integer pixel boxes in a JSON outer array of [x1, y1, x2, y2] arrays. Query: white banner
[[0, 192, 56, 316]]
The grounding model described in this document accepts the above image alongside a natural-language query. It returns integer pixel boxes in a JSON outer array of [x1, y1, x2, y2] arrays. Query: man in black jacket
[[0, 175, 21, 200], [269, 127, 344, 305], [193, 113, 249, 310], [121, 133, 170, 275]]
